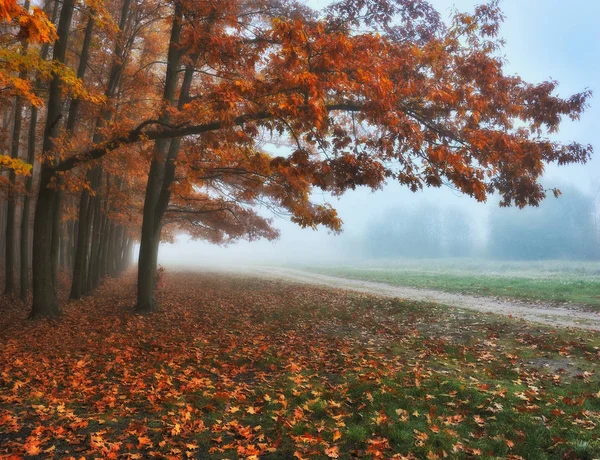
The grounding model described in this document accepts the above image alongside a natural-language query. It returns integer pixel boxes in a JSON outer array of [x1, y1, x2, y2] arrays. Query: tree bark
[[20, 0, 58, 301], [70, 169, 95, 298], [86, 190, 103, 293], [19, 106, 35, 300], [70, 0, 131, 298], [31, 0, 75, 318], [4, 98, 24, 296], [32, 169, 61, 317], [135, 4, 184, 313], [136, 159, 165, 313], [5, 1, 30, 296]]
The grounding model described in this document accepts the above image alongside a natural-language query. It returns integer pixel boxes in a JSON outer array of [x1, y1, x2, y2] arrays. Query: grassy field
[[300, 259, 600, 310], [1, 271, 599, 459]]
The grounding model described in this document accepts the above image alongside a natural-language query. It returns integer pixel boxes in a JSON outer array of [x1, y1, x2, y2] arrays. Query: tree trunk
[[31, 0, 75, 318], [5, 1, 30, 295], [19, 141, 34, 301], [135, 5, 185, 313], [70, 172, 92, 298], [68, 220, 75, 271], [86, 191, 103, 293], [70, 0, 131, 298], [136, 155, 165, 313], [50, 190, 62, 299], [72, 168, 103, 298], [119, 233, 130, 274], [20, 0, 58, 301], [102, 220, 114, 277], [32, 170, 61, 317], [110, 225, 122, 276], [98, 216, 108, 279], [4, 152, 20, 295]]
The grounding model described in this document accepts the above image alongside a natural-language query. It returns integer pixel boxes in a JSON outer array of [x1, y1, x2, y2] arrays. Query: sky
[[158, 0, 600, 266]]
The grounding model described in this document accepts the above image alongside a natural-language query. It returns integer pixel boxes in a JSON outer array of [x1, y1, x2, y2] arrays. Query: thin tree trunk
[[4, 101, 23, 295], [70, 0, 132, 298], [69, 220, 76, 270], [119, 232, 129, 274], [86, 190, 102, 293], [50, 190, 62, 299], [20, 107, 37, 301], [5, 1, 30, 295], [102, 220, 114, 277], [110, 225, 122, 276], [70, 170, 94, 298], [51, 8, 94, 297]]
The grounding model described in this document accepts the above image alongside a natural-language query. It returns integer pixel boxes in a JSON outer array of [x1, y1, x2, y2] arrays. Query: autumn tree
[[127, 0, 592, 312], [1, 0, 591, 317]]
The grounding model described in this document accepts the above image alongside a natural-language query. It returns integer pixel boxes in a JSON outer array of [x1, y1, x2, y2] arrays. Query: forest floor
[[1, 270, 600, 459], [251, 267, 600, 331]]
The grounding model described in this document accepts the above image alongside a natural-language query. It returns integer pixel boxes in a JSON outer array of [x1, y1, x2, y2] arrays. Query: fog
[[158, 0, 600, 268]]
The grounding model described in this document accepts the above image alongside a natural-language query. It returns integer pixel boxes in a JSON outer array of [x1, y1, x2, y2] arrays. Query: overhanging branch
[[54, 103, 365, 172]]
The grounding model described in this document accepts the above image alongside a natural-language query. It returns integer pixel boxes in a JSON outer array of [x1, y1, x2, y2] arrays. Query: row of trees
[[488, 185, 599, 260], [0, 0, 593, 318], [365, 185, 600, 260], [365, 204, 474, 259]]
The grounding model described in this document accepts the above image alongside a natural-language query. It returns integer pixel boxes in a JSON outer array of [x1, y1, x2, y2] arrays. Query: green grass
[[299, 259, 600, 309]]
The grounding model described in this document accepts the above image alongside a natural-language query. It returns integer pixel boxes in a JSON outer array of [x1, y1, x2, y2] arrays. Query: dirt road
[[250, 267, 600, 331]]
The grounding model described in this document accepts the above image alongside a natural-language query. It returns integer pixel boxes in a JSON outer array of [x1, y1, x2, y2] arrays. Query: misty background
[[158, 0, 600, 267]]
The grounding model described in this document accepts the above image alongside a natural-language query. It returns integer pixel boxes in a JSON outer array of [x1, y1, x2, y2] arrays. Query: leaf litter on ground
[[0, 271, 599, 459]]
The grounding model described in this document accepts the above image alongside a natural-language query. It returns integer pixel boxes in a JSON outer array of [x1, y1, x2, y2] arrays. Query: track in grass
[[294, 260, 600, 309], [251, 267, 600, 331]]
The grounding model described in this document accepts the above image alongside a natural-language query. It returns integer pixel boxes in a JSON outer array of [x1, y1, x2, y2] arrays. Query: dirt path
[[250, 267, 600, 331]]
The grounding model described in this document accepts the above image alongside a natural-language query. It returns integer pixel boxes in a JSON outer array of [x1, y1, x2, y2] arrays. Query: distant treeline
[[364, 185, 600, 260]]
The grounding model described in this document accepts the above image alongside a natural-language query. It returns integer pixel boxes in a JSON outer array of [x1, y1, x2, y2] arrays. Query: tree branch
[[54, 103, 365, 172]]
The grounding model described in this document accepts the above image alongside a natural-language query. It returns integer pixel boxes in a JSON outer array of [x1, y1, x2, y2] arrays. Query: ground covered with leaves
[[1, 271, 599, 459]]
